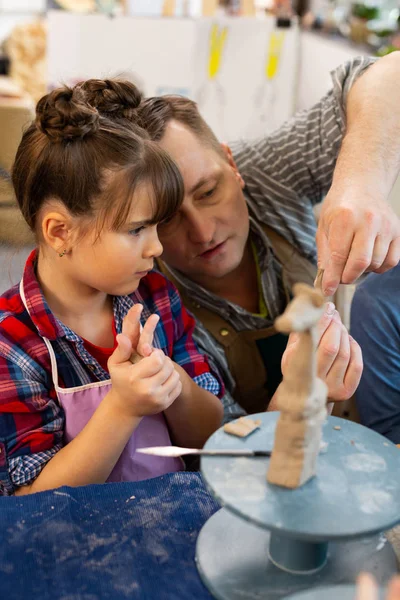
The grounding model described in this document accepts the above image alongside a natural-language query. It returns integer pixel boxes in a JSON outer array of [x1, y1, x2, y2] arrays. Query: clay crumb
[[333, 425, 341, 431], [223, 417, 261, 438]]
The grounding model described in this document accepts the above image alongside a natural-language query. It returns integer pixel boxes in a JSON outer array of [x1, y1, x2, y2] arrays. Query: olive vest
[[158, 225, 317, 413]]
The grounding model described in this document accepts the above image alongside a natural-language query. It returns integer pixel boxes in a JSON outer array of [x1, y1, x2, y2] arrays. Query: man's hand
[[282, 302, 363, 401], [317, 190, 400, 296], [356, 573, 400, 600], [316, 53, 400, 296]]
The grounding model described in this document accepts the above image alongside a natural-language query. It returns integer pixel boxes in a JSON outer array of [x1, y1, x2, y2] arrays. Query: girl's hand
[[120, 304, 159, 362], [108, 341, 182, 419], [107, 305, 182, 418]]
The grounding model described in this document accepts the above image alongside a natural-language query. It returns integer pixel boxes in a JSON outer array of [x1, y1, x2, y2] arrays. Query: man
[[119, 54, 400, 420], [132, 53, 400, 421]]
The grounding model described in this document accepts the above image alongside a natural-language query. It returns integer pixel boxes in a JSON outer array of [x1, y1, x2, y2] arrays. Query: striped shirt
[[163, 56, 375, 421], [0, 250, 223, 496]]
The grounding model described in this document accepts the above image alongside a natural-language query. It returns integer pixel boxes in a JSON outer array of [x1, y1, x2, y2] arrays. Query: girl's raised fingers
[[137, 314, 160, 357]]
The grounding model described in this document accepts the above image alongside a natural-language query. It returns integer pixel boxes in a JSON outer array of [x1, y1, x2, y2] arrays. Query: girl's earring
[[58, 249, 67, 258]]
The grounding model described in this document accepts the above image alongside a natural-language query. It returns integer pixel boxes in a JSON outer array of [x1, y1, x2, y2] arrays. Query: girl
[[0, 85, 223, 497]]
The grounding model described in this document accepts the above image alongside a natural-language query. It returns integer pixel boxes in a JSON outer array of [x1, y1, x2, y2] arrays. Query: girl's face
[[65, 183, 163, 296]]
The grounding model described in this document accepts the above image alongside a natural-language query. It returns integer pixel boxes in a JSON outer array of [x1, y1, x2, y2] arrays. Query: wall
[[47, 13, 300, 141]]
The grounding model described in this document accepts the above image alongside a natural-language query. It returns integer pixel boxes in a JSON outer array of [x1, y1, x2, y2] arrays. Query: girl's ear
[[220, 143, 245, 189], [40, 204, 75, 256]]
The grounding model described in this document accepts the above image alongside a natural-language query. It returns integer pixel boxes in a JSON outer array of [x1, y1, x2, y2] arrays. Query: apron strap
[[19, 279, 61, 389]]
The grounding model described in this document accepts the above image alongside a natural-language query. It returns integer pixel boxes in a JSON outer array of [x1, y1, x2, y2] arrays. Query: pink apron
[[20, 282, 183, 482]]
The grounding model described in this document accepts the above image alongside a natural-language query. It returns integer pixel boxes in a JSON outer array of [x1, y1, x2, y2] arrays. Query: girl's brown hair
[[12, 84, 184, 236], [80, 79, 224, 156]]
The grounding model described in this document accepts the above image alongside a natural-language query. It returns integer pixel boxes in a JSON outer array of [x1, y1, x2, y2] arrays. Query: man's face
[[157, 121, 250, 285]]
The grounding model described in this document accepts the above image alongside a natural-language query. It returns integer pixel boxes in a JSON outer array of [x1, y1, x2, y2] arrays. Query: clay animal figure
[[267, 283, 327, 489]]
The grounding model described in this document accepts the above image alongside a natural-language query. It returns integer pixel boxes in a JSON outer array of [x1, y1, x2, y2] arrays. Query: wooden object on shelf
[[0, 79, 35, 245], [240, 0, 255, 16], [162, 0, 175, 16], [6, 19, 47, 103], [162, 0, 219, 16]]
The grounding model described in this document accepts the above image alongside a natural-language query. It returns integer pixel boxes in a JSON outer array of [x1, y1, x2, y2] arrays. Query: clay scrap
[[267, 283, 328, 489], [313, 268, 324, 292], [224, 417, 262, 438]]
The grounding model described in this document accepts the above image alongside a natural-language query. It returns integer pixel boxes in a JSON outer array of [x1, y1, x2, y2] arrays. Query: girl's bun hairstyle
[[79, 79, 143, 122], [12, 80, 183, 235], [36, 86, 99, 142]]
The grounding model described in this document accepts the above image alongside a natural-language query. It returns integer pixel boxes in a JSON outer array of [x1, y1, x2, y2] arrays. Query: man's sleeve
[[350, 267, 400, 444], [232, 56, 376, 209]]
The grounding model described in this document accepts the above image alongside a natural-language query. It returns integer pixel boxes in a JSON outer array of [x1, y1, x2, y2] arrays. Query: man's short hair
[[138, 95, 225, 156]]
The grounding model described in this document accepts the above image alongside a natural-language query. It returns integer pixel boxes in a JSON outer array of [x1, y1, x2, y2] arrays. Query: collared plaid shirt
[[0, 250, 223, 496]]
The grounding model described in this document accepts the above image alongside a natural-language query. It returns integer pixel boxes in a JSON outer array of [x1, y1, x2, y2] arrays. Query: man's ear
[[221, 142, 245, 189]]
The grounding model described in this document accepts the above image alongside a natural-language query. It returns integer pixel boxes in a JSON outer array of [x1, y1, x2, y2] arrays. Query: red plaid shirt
[[0, 250, 223, 495]]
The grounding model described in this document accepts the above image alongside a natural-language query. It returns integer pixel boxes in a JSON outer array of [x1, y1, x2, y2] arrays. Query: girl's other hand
[[121, 304, 160, 362], [107, 333, 182, 419]]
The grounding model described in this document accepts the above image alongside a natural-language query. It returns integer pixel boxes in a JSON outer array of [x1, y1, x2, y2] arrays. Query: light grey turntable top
[[201, 413, 400, 541]]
